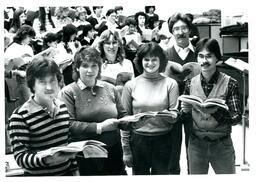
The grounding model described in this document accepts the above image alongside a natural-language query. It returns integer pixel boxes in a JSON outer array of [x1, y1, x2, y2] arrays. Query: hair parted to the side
[[26, 56, 62, 93], [134, 42, 167, 73], [13, 24, 35, 44], [195, 38, 222, 61], [98, 29, 125, 64], [73, 46, 103, 81], [168, 12, 192, 33]]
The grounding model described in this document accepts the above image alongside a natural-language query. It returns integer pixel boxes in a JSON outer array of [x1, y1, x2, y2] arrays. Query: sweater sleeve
[[8, 111, 48, 169], [120, 81, 133, 156], [58, 86, 97, 140]]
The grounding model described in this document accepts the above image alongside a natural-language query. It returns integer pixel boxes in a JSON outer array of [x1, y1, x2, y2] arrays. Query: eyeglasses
[[172, 25, 189, 33]]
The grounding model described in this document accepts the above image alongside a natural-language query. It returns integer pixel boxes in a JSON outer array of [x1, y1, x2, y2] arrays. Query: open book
[[178, 95, 229, 110], [225, 57, 248, 73], [166, 61, 201, 81], [38, 140, 108, 159], [118, 110, 178, 124]]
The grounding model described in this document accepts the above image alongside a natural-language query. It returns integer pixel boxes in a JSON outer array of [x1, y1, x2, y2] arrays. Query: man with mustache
[[164, 13, 197, 174], [181, 38, 241, 174]]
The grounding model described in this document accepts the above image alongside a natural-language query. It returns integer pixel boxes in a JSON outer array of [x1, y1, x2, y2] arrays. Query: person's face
[[47, 41, 58, 48], [128, 24, 136, 34], [172, 20, 190, 47], [79, 61, 99, 84], [138, 15, 145, 26], [149, 7, 155, 14], [22, 35, 32, 45], [70, 33, 77, 42], [62, 9, 69, 17], [116, 9, 123, 16], [33, 74, 60, 105], [197, 48, 217, 73], [103, 35, 119, 57], [142, 55, 160, 74], [79, 12, 87, 21], [87, 30, 94, 39], [95, 7, 102, 16], [19, 12, 27, 25], [107, 12, 117, 24]]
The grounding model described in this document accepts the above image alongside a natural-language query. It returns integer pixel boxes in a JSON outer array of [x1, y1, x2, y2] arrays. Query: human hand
[[98, 118, 118, 133], [43, 151, 76, 165], [123, 154, 133, 168]]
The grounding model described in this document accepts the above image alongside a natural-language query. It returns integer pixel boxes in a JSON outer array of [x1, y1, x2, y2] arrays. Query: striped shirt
[[8, 96, 78, 176], [184, 70, 242, 125]]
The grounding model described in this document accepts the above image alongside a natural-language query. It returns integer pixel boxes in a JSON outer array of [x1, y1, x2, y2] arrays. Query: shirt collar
[[174, 41, 194, 53], [200, 69, 220, 84], [18, 96, 62, 114], [77, 79, 104, 90]]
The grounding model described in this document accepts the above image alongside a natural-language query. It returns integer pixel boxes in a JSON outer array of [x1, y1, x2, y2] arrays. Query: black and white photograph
[[2, 0, 254, 181]]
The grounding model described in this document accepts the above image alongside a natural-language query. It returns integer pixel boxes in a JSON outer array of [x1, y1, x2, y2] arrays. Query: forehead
[[36, 74, 57, 80], [173, 20, 187, 27], [138, 15, 145, 19], [198, 48, 215, 56], [81, 60, 98, 66]]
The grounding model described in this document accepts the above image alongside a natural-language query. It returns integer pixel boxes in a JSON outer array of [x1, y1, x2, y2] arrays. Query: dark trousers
[[76, 142, 127, 176], [131, 131, 172, 175], [169, 117, 193, 174]]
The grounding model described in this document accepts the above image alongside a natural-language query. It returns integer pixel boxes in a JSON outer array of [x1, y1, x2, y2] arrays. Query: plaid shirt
[[184, 70, 242, 125]]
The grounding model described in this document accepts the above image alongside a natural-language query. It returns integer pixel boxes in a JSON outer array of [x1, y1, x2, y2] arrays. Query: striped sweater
[[8, 96, 78, 176]]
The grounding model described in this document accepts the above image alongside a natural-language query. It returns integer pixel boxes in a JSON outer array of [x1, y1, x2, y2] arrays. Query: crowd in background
[[4, 6, 241, 176]]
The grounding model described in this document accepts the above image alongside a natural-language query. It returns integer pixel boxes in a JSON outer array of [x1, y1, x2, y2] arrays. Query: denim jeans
[[188, 134, 236, 174], [131, 131, 172, 175]]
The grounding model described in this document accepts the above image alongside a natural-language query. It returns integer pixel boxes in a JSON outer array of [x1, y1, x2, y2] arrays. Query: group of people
[[5, 6, 241, 176]]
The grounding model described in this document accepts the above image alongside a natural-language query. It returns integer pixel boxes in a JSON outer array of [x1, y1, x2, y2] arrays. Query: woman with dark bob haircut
[[121, 42, 179, 175], [59, 46, 128, 175], [134, 41, 168, 73], [8, 56, 79, 176]]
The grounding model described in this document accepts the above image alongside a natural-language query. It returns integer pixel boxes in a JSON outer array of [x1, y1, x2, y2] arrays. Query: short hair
[[115, 6, 123, 12], [62, 24, 77, 43], [134, 42, 167, 73], [26, 56, 62, 93], [106, 9, 116, 17], [73, 46, 103, 81], [81, 24, 93, 36], [195, 38, 222, 60], [98, 29, 125, 64], [43, 32, 58, 44], [145, 6, 155, 13], [168, 13, 192, 33], [13, 24, 35, 44], [125, 17, 137, 26], [92, 6, 103, 12]]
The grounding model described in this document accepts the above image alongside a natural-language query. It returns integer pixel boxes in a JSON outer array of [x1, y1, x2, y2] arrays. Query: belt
[[192, 134, 230, 143]]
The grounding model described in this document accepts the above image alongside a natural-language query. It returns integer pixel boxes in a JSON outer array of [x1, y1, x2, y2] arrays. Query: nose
[[46, 83, 53, 90]]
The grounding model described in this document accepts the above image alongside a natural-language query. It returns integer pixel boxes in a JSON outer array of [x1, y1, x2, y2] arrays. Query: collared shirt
[[183, 70, 242, 125], [8, 96, 78, 176], [174, 41, 194, 61], [77, 79, 104, 90]]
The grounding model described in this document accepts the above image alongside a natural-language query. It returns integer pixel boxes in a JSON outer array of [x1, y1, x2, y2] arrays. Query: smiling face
[[142, 55, 160, 74], [79, 60, 99, 86], [172, 20, 190, 48], [33, 74, 60, 106], [197, 48, 217, 73], [103, 34, 119, 58]]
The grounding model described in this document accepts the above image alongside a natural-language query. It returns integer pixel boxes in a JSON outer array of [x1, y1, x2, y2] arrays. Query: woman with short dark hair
[[121, 42, 179, 175]]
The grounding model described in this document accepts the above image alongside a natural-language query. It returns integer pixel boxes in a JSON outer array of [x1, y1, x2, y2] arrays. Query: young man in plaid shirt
[[181, 38, 242, 174]]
